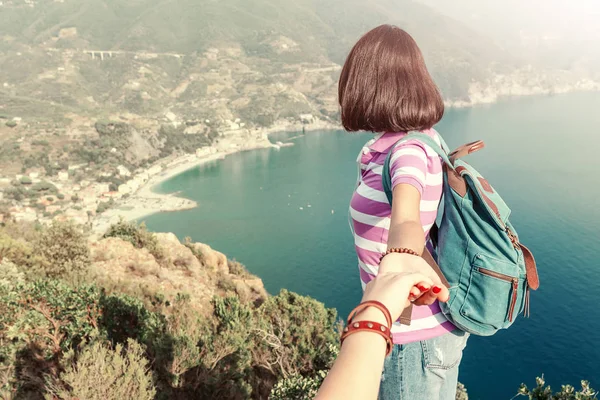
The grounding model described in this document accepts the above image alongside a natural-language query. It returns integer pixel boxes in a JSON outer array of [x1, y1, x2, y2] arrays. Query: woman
[[339, 25, 469, 399]]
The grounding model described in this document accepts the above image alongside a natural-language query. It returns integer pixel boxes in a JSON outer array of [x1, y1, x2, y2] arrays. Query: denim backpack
[[382, 132, 539, 336]]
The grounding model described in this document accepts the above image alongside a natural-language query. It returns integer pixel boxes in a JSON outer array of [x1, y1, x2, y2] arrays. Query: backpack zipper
[[476, 267, 519, 322]]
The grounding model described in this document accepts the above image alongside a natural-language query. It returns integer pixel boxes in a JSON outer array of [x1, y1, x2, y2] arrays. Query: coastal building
[[58, 171, 69, 182], [117, 165, 132, 177]]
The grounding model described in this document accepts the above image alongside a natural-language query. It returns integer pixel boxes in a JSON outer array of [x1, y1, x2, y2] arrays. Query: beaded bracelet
[[380, 247, 420, 262], [340, 320, 393, 357]]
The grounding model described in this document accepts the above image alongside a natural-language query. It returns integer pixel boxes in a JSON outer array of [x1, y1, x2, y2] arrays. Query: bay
[[143, 92, 600, 399]]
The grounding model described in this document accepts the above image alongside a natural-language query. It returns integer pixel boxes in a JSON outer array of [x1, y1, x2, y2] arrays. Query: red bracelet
[[346, 301, 392, 329], [380, 247, 420, 262], [340, 320, 393, 357]]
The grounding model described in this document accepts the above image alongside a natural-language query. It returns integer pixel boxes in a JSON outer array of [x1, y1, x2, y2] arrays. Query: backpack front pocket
[[459, 254, 525, 331]]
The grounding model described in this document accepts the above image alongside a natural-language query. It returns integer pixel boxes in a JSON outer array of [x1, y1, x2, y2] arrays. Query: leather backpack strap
[[423, 248, 450, 288]]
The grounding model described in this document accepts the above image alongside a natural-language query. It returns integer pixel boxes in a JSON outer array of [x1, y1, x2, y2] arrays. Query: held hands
[[361, 254, 450, 322]]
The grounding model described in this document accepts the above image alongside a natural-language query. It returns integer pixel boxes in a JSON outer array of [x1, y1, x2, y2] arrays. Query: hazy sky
[[417, 0, 600, 44]]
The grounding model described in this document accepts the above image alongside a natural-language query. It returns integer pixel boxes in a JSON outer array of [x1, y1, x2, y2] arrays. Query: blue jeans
[[379, 331, 469, 400]]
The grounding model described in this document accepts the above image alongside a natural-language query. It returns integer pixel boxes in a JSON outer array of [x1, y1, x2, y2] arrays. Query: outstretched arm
[[315, 256, 449, 400]]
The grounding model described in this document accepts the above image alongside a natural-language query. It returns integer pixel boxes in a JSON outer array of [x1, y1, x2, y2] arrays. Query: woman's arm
[[387, 183, 426, 254], [384, 182, 444, 305]]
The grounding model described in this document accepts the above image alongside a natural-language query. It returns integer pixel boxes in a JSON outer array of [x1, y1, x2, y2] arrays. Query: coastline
[[91, 119, 339, 235], [81, 87, 600, 236]]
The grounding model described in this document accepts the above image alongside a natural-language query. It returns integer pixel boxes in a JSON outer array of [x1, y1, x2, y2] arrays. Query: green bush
[[228, 259, 250, 277], [269, 370, 328, 400], [34, 221, 90, 278], [31, 181, 57, 192], [99, 292, 166, 346], [0, 279, 103, 395], [184, 236, 204, 263], [255, 289, 339, 376], [216, 272, 238, 293], [103, 219, 164, 262], [57, 193, 65, 200], [269, 343, 338, 400], [456, 383, 469, 400], [0, 232, 36, 267], [3, 185, 26, 201], [517, 376, 597, 399], [19, 176, 32, 185], [95, 120, 131, 137], [96, 201, 110, 214], [5, 120, 17, 128], [45, 339, 156, 400]]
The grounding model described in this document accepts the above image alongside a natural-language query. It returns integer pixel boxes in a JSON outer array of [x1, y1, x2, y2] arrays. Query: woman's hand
[[375, 253, 450, 310]]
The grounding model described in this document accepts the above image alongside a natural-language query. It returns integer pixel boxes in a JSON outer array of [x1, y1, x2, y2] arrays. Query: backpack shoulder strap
[[382, 132, 453, 204]]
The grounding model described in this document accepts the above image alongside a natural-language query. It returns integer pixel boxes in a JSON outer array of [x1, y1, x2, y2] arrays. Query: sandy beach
[[91, 119, 338, 234]]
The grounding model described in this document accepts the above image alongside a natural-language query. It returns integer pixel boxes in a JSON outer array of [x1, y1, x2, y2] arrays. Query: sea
[[143, 92, 600, 399]]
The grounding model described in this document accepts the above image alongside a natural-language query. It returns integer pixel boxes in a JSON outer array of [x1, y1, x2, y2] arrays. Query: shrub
[[269, 370, 328, 400], [216, 272, 238, 293], [153, 295, 206, 388], [0, 232, 36, 267], [94, 120, 131, 137], [45, 339, 156, 400], [34, 221, 90, 278], [228, 259, 250, 277], [254, 289, 339, 377], [0, 279, 103, 395], [71, 194, 80, 202], [96, 200, 113, 214], [31, 181, 57, 192], [456, 383, 469, 400], [19, 176, 32, 185], [0, 260, 25, 287], [57, 193, 65, 200], [517, 376, 597, 399], [194, 295, 255, 399], [3, 186, 26, 201], [183, 236, 202, 256], [103, 219, 164, 262], [5, 120, 17, 128], [99, 292, 165, 347]]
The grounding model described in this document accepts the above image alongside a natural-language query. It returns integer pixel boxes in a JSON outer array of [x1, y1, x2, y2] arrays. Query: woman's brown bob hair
[[338, 25, 444, 133]]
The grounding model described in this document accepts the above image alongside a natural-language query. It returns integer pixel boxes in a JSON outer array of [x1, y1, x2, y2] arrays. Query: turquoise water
[[143, 92, 600, 399]]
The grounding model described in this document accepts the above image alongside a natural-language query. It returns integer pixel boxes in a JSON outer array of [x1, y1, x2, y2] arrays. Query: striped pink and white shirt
[[349, 129, 456, 344]]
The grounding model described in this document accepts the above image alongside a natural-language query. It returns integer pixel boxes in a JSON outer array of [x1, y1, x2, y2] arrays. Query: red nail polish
[[417, 285, 429, 292], [432, 286, 442, 294]]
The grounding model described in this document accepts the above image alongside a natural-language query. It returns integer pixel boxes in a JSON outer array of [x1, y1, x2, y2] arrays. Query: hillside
[[0, 219, 336, 399], [1, 221, 596, 400], [1, 0, 593, 114], [1, 0, 599, 226]]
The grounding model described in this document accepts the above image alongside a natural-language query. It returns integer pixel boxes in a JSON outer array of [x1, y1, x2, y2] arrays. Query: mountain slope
[[1, 0, 517, 99]]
